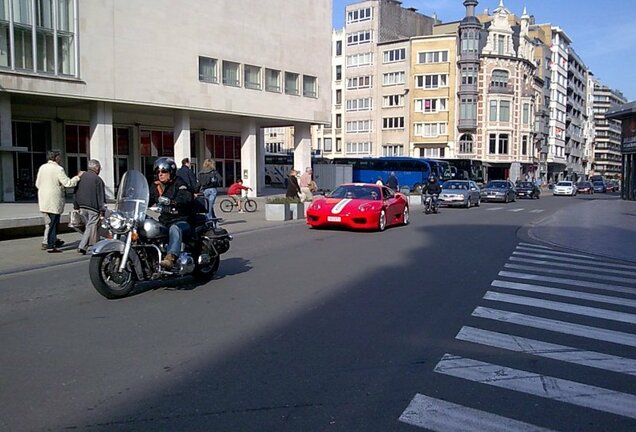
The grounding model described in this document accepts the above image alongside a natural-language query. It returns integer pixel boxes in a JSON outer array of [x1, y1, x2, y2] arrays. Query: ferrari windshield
[[330, 185, 381, 200], [115, 170, 149, 221]]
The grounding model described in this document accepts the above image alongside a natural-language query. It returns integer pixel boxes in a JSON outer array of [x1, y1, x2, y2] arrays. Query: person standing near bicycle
[[196, 158, 222, 221], [227, 178, 252, 213]]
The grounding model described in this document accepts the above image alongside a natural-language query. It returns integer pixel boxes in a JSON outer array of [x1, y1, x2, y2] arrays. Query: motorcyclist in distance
[[421, 175, 442, 208], [149, 157, 194, 270]]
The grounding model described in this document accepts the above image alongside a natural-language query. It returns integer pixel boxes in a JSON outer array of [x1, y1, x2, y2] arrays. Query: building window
[[458, 134, 473, 153], [489, 100, 498, 121], [244, 64, 261, 90], [461, 29, 479, 53], [222, 61, 240, 87], [346, 97, 372, 111], [346, 75, 372, 90], [414, 122, 447, 137], [461, 65, 478, 85], [417, 50, 449, 64], [346, 141, 371, 155], [382, 117, 404, 130], [285, 72, 299, 95], [521, 135, 528, 155], [415, 98, 448, 113], [199, 56, 218, 83], [497, 34, 506, 55], [382, 71, 405, 86], [415, 74, 448, 89], [499, 134, 509, 154], [265, 68, 281, 92], [324, 138, 332, 152], [347, 30, 372, 46], [335, 89, 342, 105], [346, 120, 371, 133], [460, 97, 476, 120], [335, 114, 342, 128], [489, 134, 497, 153], [522, 103, 530, 124], [335, 65, 342, 81], [335, 40, 342, 56], [420, 147, 444, 158], [383, 48, 406, 63], [303, 75, 317, 97], [346, 52, 373, 68], [382, 144, 403, 156], [491, 69, 509, 88], [383, 94, 403, 107], [347, 7, 372, 24], [336, 138, 342, 152], [500, 100, 510, 122]]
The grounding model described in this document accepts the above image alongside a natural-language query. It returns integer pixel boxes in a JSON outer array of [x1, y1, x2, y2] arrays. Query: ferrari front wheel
[[378, 209, 386, 231]]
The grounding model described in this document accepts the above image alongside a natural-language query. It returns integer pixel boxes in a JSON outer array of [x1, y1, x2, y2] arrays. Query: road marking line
[[504, 263, 636, 285], [516, 245, 593, 259], [508, 208, 525, 212], [529, 209, 545, 213], [472, 306, 636, 347], [399, 393, 557, 432], [434, 354, 636, 420], [483, 291, 636, 324], [498, 271, 636, 295], [491, 280, 636, 308], [518, 242, 551, 249], [456, 326, 636, 376], [486, 207, 504, 211], [508, 256, 636, 277], [512, 251, 635, 270]]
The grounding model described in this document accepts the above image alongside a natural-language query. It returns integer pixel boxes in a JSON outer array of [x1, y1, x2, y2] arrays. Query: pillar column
[[256, 127, 265, 195], [90, 101, 115, 199], [241, 118, 258, 197], [173, 110, 191, 164], [293, 123, 312, 175], [0, 93, 15, 202]]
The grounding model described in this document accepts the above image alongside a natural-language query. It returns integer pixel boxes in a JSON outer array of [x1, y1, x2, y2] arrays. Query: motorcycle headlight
[[108, 212, 129, 232]]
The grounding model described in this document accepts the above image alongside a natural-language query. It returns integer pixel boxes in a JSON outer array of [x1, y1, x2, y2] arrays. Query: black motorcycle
[[422, 193, 440, 214], [89, 170, 232, 299]]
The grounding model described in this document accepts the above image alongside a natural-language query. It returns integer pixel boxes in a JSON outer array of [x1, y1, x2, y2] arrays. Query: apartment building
[[565, 47, 588, 180], [410, 34, 457, 159], [0, 0, 331, 201], [592, 80, 627, 179]]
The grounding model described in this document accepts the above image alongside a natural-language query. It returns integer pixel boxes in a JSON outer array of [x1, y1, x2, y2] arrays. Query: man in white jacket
[[35, 150, 83, 253]]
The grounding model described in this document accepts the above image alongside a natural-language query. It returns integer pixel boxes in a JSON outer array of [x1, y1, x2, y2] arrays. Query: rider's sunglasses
[[158, 169, 170, 174]]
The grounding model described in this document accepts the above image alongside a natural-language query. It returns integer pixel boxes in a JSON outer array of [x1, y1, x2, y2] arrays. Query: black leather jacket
[[422, 182, 442, 195], [149, 177, 193, 225]]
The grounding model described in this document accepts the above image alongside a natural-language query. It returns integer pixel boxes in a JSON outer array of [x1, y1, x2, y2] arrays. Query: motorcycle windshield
[[115, 170, 149, 221]]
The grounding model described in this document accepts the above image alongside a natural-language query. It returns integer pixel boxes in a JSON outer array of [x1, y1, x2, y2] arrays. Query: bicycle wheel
[[244, 199, 257, 212], [219, 199, 234, 213]]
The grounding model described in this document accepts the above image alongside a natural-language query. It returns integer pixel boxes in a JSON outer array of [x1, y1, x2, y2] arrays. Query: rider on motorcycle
[[421, 175, 442, 208], [149, 157, 194, 269]]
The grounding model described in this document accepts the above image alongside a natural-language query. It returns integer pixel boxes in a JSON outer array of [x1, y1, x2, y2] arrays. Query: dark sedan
[[480, 180, 517, 203], [576, 181, 594, 194], [515, 181, 540, 199]]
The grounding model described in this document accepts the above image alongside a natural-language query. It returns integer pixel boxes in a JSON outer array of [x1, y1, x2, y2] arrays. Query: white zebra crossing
[[400, 242, 636, 430]]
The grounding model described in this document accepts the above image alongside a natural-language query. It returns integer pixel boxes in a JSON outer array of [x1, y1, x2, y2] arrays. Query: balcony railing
[[488, 85, 514, 95]]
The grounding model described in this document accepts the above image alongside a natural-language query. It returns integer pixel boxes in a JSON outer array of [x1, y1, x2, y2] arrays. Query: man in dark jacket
[[386, 171, 399, 191], [176, 158, 198, 192], [149, 157, 194, 269], [74, 159, 106, 254]]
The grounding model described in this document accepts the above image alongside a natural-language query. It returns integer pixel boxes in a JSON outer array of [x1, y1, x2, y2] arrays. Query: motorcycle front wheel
[[89, 252, 136, 299]]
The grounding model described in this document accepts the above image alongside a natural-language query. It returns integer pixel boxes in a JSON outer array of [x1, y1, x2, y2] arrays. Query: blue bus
[[331, 157, 432, 192], [427, 159, 453, 182]]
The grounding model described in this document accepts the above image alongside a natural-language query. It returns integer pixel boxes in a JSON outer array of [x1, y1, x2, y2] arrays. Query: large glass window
[[222, 61, 240, 86], [199, 56, 218, 83], [303, 75, 317, 98], [500, 100, 510, 122], [244, 64, 261, 90], [285, 72, 299, 95], [491, 69, 509, 88], [265, 68, 281, 92], [489, 100, 498, 121]]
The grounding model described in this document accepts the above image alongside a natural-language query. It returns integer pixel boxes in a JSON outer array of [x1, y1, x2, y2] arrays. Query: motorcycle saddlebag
[[203, 226, 231, 255]]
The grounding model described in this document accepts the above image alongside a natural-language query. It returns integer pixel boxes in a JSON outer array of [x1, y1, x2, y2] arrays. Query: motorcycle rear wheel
[[89, 252, 136, 299], [192, 255, 220, 282]]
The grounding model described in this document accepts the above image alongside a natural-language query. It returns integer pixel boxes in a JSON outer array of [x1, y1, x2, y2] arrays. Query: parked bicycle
[[219, 196, 257, 213]]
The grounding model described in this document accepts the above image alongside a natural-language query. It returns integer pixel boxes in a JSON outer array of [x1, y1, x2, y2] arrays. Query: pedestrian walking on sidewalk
[[299, 167, 314, 202], [286, 169, 301, 199], [74, 159, 106, 255], [196, 158, 222, 221], [35, 150, 83, 253], [177, 157, 198, 192]]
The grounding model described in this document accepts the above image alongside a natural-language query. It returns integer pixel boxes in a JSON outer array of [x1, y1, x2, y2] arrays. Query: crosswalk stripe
[[516, 245, 593, 259], [434, 354, 636, 420], [399, 393, 557, 432], [508, 256, 636, 277], [518, 242, 551, 249], [509, 208, 524, 212], [504, 263, 636, 285], [529, 209, 545, 213], [512, 251, 635, 270], [486, 207, 504, 211], [498, 271, 636, 295], [456, 326, 636, 376], [472, 307, 636, 347], [491, 280, 636, 308], [483, 291, 636, 324]]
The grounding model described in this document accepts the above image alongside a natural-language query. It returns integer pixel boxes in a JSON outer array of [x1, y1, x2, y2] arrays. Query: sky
[[332, 0, 636, 101]]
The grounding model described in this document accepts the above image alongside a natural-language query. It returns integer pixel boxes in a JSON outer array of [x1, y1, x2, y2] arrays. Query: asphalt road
[[1, 193, 635, 432]]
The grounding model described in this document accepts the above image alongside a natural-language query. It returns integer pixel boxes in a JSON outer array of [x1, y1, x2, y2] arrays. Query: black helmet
[[153, 157, 177, 179], [428, 176, 436, 183]]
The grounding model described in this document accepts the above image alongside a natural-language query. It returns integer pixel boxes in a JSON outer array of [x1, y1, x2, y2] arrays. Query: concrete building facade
[[0, 0, 331, 201], [592, 80, 627, 179]]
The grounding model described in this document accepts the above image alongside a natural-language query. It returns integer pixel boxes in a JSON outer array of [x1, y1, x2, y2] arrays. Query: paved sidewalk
[[528, 197, 636, 263], [0, 194, 305, 275]]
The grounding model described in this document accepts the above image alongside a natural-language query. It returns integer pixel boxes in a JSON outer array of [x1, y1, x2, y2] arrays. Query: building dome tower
[[457, 0, 482, 134]]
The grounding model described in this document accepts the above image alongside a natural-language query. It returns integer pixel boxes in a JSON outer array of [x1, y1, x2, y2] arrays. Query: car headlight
[[311, 202, 322, 210], [358, 203, 376, 212]]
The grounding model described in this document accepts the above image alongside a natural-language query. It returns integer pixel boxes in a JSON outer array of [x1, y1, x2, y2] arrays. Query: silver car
[[439, 180, 481, 208]]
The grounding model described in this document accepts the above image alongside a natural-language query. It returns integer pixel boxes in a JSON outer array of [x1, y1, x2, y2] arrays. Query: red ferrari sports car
[[306, 183, 409, 231]]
